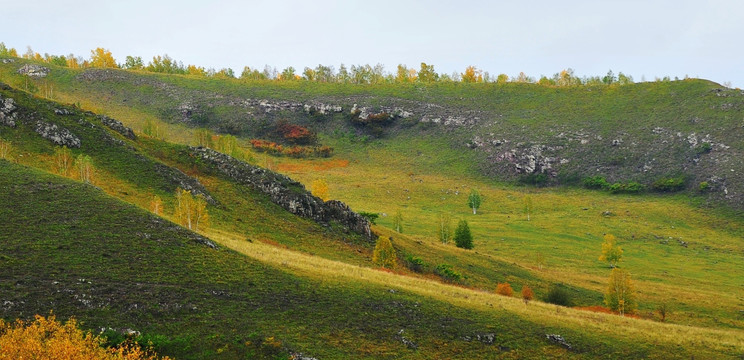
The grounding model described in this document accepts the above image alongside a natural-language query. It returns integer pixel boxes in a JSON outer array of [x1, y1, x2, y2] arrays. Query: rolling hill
[[1, 57, 744, 359]]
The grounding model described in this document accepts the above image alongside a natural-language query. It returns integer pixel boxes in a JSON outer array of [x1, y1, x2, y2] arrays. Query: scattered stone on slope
[[304, 103, 343, 115], [34, 120, 81, 147], [54, 108, 73, 116], [1, 58, 15, 64], [17, 64, 50, 78], [289, 353, 319, 360], [190, 147, 372, 240], [546, 334, 572, 350], [100, 115, 137, 140], [396, 329, 418, 350], [0, 94, 18, 127]]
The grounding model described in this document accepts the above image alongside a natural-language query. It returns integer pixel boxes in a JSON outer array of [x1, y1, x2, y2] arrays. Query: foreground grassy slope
[[2, 161, 743, 359]]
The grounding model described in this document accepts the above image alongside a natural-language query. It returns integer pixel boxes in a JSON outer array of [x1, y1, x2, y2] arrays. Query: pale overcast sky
[[3, 0, 743, 87]]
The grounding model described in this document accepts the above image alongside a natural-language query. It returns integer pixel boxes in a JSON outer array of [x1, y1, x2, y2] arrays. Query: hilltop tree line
[[1, 43, 645, 86]]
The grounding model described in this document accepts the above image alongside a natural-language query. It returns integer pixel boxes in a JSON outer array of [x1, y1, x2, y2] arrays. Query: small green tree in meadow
[[599, 234, 623, 268], [392, 210, 403, 233], [438, 213, 452, 244], [454, 219, 473, 249], [604, 268, 636, 315], [524, 195, 533, 221], [372, 236, 397, 269], [467, 189, 482, 214]]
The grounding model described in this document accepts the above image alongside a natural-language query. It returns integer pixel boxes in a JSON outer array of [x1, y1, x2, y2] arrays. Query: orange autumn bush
[[495, 282, 514, 297], [0, 314, 170, 360]]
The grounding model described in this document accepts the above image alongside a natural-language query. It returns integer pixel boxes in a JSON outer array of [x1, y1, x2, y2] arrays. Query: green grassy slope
[[2, 162, 743, 359], [1, 58, 742, 212]]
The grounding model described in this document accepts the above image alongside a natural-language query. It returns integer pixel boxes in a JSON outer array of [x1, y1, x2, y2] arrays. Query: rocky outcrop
[[190, 147, 372, 239], [34, 121, 81, 148], [0, 94, 17, 127], [494, 145, 560, 175], [100, 115, 136, 140], [17, 64, 50, 78]]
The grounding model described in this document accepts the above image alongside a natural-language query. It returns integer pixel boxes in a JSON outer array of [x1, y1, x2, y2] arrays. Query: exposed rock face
[[494, 145, 559, 175], [100, 115, 136, 140], [190, 147, 372, 240], [17, 64, 50, 78], [54, 108, 73, 116], [34, 121, 81, 148], [0, 94, 17, 127]]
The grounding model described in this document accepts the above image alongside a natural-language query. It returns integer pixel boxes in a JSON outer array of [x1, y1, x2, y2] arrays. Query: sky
[[3, 0, 743, 87]]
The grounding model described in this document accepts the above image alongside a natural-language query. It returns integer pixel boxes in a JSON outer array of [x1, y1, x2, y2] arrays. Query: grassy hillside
[[2, 158, 744, 359], [2, 60, 744, 358], [1, 58, 742, 212]]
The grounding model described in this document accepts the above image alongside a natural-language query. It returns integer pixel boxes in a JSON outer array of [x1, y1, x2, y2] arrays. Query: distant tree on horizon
[[89, 47, 118, 68]]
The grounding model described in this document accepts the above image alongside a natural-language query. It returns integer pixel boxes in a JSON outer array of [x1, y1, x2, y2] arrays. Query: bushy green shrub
[[652, 177, 686, 192], [358, 211, 379, 225], [405, 254, 426, 273], [696, 142, 712, 154], [699, 181, 710, 192], [545, 284, 573, 306], [435, 264, 462, 282], [608, 182, 645, 194], [583, 176, 610, 189]]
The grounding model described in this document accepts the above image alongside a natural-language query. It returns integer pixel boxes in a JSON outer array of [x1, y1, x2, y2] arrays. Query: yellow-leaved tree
[[604, 268, 636, 315], [373, 236, 397, 269], [90, 47, 118, 68], [175, 188, 209, 232], [311, 179, 329, 201], [599, 234, 623, 268], [54, 146, 73, 176], [0, 314, 170, 359]]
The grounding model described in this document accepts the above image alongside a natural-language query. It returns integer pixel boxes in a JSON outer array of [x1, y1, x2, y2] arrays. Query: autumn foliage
[[495, 282, 514, 297], [277, 120, 316, 145], [250, 139, 333, 158], [521, 285, 534, 302], [0, 314, 170, 359]]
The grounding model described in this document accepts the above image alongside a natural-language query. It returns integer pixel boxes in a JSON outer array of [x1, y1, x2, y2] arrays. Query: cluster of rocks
[[350, 103, 413, 120], [189, 147, 372, 240], [0, 93, 17, 127], [494, 145, 562, 176], [545, 334, 571, 350], [461, 333, 496, 345], [303, 103, 343, 115], [100, 115, 136, 140], [1, 58, 15, 64], [34, 120, 81, 148], [17, 64, 49, 78], [546, 334, 572, 349]]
